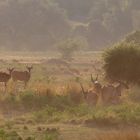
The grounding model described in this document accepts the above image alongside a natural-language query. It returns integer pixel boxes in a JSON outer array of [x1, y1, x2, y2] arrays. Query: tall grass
[[0, 83, 83, 114], [0, 83, 140, 125], [32, 102, 140, 124]]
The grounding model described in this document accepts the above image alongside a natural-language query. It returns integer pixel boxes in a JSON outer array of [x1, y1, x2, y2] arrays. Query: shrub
[[103, 43, 140, 84]]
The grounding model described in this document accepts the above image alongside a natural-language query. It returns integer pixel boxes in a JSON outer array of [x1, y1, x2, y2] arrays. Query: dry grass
[[96, 130, 140, 140], [64, 83, 83, 104]]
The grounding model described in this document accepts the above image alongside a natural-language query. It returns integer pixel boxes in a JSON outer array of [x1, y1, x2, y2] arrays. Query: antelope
[[0, 68, 14, 90], [80, 83, 98, 106], [90, 74, 129, 105], [11, 66, 33, 88], [101, 81, 129, 104]]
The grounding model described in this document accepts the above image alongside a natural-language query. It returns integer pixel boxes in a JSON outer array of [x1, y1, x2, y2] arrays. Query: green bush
[[103, 43, 140, 84]]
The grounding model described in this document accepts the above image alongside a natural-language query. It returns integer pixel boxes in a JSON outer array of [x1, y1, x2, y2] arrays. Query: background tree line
[[0, 0, 139, 51]]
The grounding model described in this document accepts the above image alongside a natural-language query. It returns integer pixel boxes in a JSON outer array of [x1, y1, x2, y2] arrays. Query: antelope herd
[[0, 65, 129, 106], [0, 66, 33, 90], [80, 74, 129, 106]]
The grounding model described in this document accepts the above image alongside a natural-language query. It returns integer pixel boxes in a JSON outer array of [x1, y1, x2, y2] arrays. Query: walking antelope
[[80, 83, 98, 106], [0, 68, 14, 90], [11, 66, 33, 88]]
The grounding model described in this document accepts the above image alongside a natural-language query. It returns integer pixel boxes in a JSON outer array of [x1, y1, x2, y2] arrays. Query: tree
[[103, 42, 140, 84], [0, 0, 71, 51], [57, 38, 87, 60]]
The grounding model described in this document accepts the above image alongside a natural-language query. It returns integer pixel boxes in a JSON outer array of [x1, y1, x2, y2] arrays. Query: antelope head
[[7, 68, 14, 75], [91, 74, 98, 83], [26, 66, 33, 73], [116, 80, 129, 89], [91, 74, 102, 92]]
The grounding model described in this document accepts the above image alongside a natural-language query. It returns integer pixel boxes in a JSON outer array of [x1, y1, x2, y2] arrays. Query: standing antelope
[[0, 68, 14, 90], [80, 83, 99, 106], [11, 66, 33, 88], [101, 81, 129, 104], [90, 74, 129, 105]]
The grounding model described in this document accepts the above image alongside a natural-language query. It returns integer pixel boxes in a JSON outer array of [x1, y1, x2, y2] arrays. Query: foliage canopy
[[103, 43, 140, 84], [0, 0, 140, 50]]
